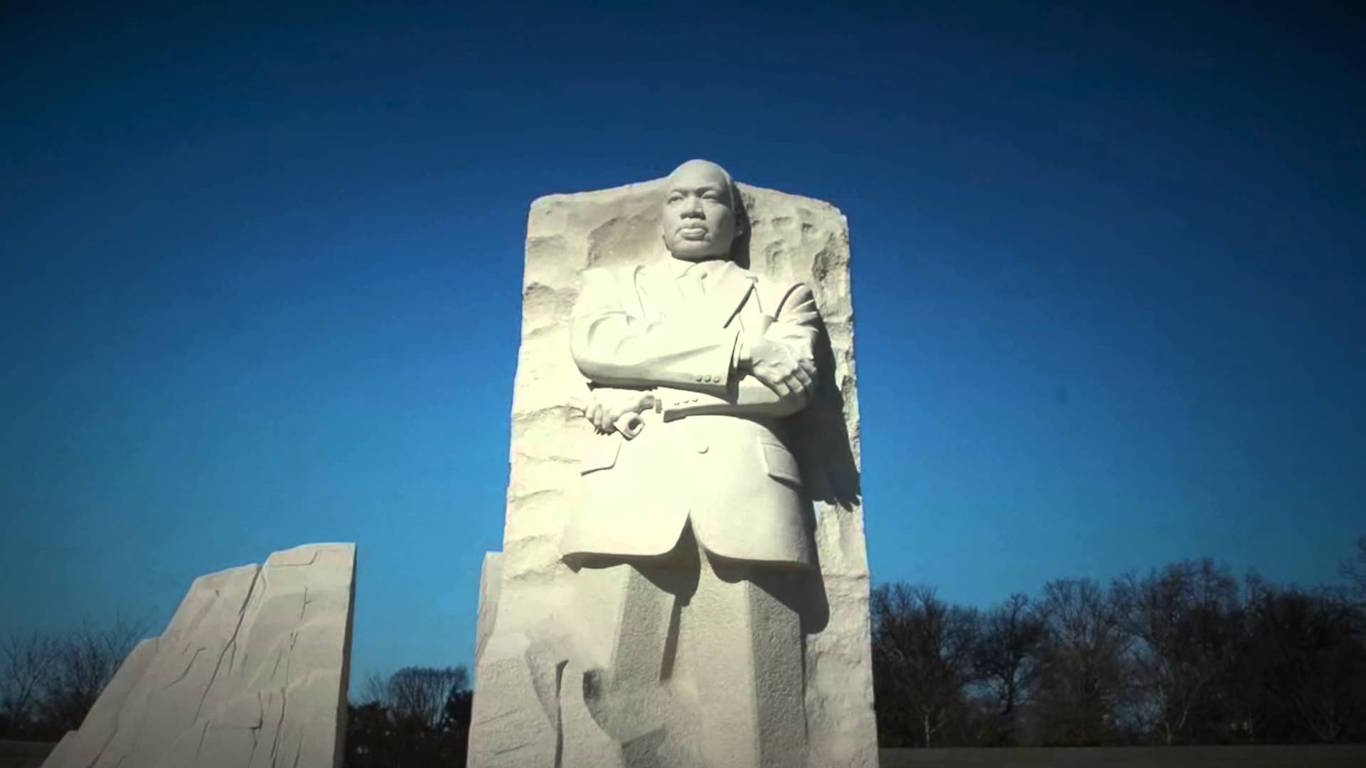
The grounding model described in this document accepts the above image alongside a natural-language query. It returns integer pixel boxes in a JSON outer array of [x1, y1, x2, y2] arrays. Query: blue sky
[[2, 1, 1363, 693]]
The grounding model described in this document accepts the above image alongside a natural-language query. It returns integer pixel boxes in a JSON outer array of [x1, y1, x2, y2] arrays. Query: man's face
[[660, 161, 737, 261]]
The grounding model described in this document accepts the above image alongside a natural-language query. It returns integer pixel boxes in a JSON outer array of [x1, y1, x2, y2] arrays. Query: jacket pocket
[[759, 440, 802, 487], [579, 438, 621, 475]]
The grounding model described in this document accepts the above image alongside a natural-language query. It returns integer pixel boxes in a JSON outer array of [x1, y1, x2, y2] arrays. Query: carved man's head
[[660, 159, 743, 261]]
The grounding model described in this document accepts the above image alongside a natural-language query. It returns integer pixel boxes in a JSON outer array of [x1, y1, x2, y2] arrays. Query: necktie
[[681, 263, 709, 301]]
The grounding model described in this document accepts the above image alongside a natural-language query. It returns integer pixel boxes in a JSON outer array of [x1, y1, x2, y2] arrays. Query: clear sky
[[2, 1, 1363, 694]]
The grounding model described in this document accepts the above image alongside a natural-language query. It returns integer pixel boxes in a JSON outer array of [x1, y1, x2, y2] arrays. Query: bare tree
[[346, 666, 474, 768], [1, 632, 56, 736], [1113, 559, 1240, 744], [359, 671, 390, 707], [1241, 583, 1366, 743], [871, 583, 979, 747], [384, 666, 470, 731], [971, 593, 1044, 745], [1342, 535, 1366, 604], [1034, 579, 1131, 745], [39, 618, 146, 734]]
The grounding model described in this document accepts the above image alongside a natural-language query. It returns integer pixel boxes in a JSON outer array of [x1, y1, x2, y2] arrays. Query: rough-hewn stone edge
[[531, 179, 846, 219], [475, 552, 504, 668]]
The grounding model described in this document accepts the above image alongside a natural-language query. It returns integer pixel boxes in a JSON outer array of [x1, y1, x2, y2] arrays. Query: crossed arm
[[569, 268, 820, 430]]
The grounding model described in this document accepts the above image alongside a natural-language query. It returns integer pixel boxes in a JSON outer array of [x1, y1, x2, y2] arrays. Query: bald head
[[660, 159, 740, 261]]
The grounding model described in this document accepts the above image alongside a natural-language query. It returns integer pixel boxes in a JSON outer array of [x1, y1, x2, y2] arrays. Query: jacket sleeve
[[570, 267, 738, 394], [655, 377, 807, 420], [656, 282, 821, 420]]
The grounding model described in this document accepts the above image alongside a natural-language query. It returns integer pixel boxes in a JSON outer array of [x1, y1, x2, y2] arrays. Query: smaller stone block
[[42, 543, 357, 768]]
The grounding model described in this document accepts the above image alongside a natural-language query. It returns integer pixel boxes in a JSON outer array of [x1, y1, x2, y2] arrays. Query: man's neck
[[668, 254, 729, 275]]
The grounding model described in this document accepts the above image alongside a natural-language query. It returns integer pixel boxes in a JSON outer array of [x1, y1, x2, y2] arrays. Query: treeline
[[0, 617, 473, 767], [9, 541, 1364, 761], [0, 620, 144, 742], [873, 538, 1366, 747], [345, 666, 473, 768]]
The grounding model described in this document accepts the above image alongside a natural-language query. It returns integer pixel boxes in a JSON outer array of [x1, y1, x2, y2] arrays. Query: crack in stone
[[195, 720, 210, 757], [507, 488, 565, 504], [161, 646, 205, 690], [269, 631, 296, 767], [194, 565, 263, 724], [246, 690, 264, 767], [270, 646, 285, 681], [269, 686, 288, 767], [553, 661, 566, 768], [271, 551, 320, 568], [474, 708, 520, 727], [490, 741, 538, 757]]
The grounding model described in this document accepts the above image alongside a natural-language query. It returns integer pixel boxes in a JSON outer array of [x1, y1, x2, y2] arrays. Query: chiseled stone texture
[[470, 178, 877, 766], [42, 543, 356, 768]]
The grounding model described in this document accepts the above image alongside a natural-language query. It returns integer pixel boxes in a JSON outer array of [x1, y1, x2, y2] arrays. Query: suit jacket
[[560, 258, 821, 568]]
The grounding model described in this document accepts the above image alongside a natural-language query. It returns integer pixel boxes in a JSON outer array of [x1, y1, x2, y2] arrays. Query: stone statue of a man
[[562, 159, 822, 766]]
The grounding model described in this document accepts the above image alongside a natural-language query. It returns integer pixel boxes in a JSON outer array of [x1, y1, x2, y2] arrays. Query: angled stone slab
[[42, 543, 357, 768]]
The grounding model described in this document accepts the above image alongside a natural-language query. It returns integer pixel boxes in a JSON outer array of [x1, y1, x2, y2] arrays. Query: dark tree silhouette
[[0, 633, 56, 739], [970, 593, 1044, 745], [871, 584, 979, 747], [870, 539, 1366, 748], [1113, 559, 1242, 744], [1343, 535, 1366, 604], [1239, 583, 1366, 743], [1031, 579, 1132, 745], [0, 619, 146, 742], [36, 621, 145, 737], [346, 665, 473, 768]]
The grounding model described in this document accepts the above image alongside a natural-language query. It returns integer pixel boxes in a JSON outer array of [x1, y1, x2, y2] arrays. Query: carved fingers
[[585, 388, 655, 437], [747, 338, 817, 402], [793, 358, 817, 392]]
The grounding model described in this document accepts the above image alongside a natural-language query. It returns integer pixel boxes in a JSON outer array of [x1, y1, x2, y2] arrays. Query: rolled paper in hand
[[615, 411, 644, 439], [567, 394, 646, 440]]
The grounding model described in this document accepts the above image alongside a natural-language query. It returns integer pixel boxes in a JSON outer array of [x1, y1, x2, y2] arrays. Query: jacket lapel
[[640, 259, 756, 328], [708, 261, 757, 329]]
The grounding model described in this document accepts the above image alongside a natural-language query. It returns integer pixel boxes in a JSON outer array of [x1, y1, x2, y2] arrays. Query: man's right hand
[[739, 336, 816, 400], [586, 388, 655, 437]]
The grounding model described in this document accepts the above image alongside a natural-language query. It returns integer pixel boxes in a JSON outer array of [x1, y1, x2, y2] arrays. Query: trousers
[[567, 523, 808, 768]]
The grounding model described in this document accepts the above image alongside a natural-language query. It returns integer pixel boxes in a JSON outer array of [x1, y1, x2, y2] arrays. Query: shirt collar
[[668, 256, 729, 278]]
